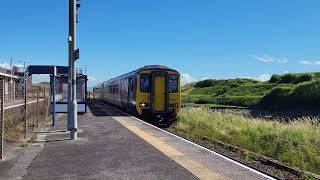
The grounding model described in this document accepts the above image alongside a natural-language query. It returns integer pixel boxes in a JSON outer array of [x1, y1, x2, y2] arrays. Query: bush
[[257, 86, 294, 109], [292, 80, 320, 97], [257, 81, 320, 110], [293, 73, 313, 84], [269, 74, 281, 83], [279, 73, 298, 84], [194, 79, 215, 88], [290, 80, 320, 108]]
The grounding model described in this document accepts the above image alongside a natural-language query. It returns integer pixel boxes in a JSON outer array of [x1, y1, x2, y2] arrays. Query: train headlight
[[139, 103, 149, 107], [170, 103, 179, 107]]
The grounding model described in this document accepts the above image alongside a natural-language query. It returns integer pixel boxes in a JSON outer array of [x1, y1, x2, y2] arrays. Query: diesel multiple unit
[[93, 65, 181, 124]]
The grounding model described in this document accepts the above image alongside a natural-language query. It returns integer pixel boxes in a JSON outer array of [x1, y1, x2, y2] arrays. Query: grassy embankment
[[174, 108, 320, 175], [182, 72, 320, 110]]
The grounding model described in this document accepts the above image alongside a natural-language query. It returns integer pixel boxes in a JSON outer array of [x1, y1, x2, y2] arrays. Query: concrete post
[[37, 86, 39, 129], [69, 0, 78, 139], [52, 67, 57, 127], [43, 87, 46, 123]]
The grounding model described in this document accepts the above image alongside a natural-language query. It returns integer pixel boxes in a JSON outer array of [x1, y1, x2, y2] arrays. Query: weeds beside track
[[173, 108, 320, 178]]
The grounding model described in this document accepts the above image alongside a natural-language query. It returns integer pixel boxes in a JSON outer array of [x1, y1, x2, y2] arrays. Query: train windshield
[[140, 74, 151, 92], [168, 75, 178, 93]]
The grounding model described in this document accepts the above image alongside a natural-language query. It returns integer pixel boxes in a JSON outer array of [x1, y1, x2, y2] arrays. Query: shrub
[[194, 79, 215, 88], [290, 80, 320, 108], [279, 73, 298, 84], [257, 86, 294, 109], [292, 80, 320, 97], [257, 81, 320, 110], [269, 74, 281, 83], [293, 73, 313, 84], [313, 72, 320, 78]]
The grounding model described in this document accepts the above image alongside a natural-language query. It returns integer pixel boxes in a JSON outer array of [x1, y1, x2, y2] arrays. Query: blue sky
[[0, 0, 320, 85]]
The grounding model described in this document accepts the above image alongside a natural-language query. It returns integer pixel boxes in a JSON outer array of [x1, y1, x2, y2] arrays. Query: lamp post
[[68, 0, 80, 140]]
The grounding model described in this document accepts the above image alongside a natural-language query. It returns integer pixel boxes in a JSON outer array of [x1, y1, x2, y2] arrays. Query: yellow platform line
[[114, 117, 225, 180]]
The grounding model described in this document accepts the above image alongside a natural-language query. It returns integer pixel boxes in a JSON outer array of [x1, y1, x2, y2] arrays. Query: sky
[[0, 0, 320, 86]]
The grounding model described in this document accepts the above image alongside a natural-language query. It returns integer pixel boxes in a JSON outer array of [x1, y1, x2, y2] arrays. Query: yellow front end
[[135, 69, 181, 120]]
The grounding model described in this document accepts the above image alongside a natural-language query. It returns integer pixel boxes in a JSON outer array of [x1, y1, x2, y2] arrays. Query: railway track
[[92, 100, 280, 180], [170, 129, 320, 180]]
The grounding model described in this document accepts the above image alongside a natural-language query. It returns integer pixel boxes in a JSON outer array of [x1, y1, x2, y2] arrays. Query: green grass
[[183, 103, 248, 109], [182, 79, 278, 108], [182, 72, 320, 109], [258, 80, 320, 110], [176, 108, 320, 175]]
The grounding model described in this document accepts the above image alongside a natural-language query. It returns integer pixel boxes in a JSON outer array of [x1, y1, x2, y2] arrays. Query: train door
[[151, 71, 168, 113], [154, 76, 166, 112]]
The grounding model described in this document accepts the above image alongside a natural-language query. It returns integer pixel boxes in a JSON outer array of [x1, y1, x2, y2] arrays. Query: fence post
[[0, 78, 4, 159], [37, 86, 39, 129], [43, 87, 46, 123], [24, 82, 27, 139]]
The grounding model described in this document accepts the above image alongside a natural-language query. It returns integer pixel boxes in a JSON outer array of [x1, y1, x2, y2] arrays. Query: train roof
[[94, 65, 179, 87]]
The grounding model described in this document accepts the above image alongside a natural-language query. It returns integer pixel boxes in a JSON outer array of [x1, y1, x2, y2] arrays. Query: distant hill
[[182, 72, 320, 110]]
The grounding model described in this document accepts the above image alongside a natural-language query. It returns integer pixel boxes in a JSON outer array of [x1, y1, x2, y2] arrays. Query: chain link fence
[[0, 78, 51, 159]]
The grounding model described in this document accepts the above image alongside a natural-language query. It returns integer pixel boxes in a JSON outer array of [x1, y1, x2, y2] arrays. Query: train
[[93, 65, 181, 125]]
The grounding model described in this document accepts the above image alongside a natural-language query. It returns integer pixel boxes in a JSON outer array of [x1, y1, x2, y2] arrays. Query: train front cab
[[136, 69, 181, 124]]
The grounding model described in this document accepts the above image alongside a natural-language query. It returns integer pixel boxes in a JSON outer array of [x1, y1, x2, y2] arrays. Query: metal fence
[[0, 78, 51, 159]]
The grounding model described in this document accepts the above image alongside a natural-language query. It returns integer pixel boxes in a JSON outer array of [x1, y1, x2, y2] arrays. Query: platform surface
[[18, 100, 272, 180]]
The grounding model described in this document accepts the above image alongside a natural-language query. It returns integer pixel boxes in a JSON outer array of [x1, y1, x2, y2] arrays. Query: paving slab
[[90, 100, 274, 180], [21, 101, 197, 180], [1, 100, 275, 180]]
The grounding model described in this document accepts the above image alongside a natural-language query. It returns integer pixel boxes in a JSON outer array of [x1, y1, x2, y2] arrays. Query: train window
[[140, 74, 151, 93], [168, 74, 178, 93]]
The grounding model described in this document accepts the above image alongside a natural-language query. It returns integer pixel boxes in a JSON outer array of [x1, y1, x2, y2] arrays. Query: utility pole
[[67, 0, 73, 132], [68, 0, 80, 140]]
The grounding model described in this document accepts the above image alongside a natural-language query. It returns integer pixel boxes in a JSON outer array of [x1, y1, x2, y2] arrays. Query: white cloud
[[200, 77, 209, 80], [87, 76, 98, 87], [239, 74, 271, 82], [314, 61, 320, 65], [252, 54, 288, 64], [283, 70, 289, 74], [255, 74, 271, 81], [298, 60, 320, 65], [181, 73, 197, 85], [180, 74, 215, 85], [298, 60, 312, 65], [0, 62, 10, 69], [87, 76, 96, 81], [238, 76, 252, 79]]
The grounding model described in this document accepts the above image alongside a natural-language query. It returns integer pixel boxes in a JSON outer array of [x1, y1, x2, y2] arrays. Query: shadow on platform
[[87, 100, 130, 117]]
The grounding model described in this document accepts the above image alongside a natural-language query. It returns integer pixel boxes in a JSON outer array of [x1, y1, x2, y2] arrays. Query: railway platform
[[1, 100, 274, 180]]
